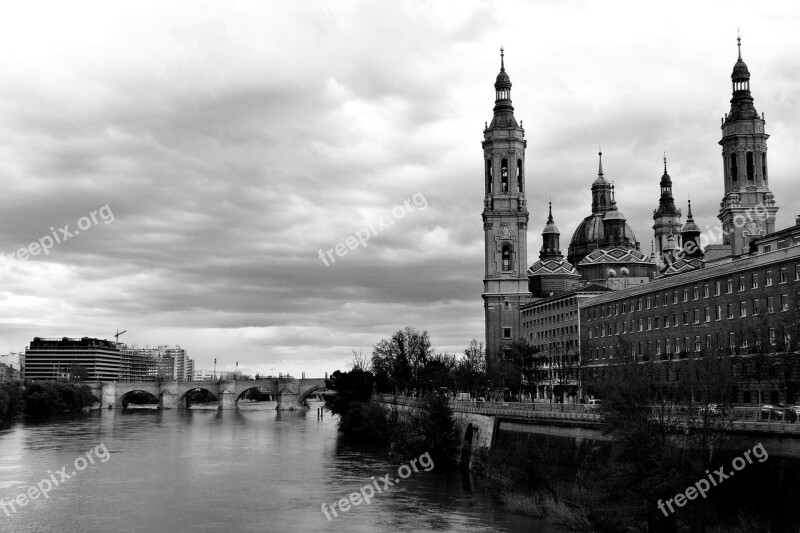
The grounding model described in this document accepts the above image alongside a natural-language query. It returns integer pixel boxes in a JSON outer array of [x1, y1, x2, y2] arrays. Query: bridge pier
[[219, 390, 236, 410], [101, 382, 115, 409]]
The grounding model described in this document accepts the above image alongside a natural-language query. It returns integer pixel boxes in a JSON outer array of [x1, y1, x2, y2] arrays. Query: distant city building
[[22, 338, 196, 382], [193, 369, 214, 381], [119, 346, 160, 381], [23, 337, 123, 381], [0, 363, 21, 383]]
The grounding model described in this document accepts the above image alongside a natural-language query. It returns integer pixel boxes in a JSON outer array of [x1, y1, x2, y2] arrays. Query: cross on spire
[[500, 47, 505, 71], [737, 30, 742, 60]]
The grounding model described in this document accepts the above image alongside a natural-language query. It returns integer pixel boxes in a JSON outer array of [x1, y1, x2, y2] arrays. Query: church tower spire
[[718, 34, 778, 256], [652, 155, 682, 261], [539, 202, 562, 260], [482, 49, 530, 369], [591, 151, 613, 214], [681, 199, 704, 260]]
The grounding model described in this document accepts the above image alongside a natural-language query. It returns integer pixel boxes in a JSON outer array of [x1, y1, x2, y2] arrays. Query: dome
[[567, 213, 638, 263], [542, 202, 559, 234], [681, 219, 701, 234], [731, 36, 750, 81], [495, 70, 511, 89], [681, 200, 701, 234], [731, 58, 750, 80], [542, 220, 560, 234]]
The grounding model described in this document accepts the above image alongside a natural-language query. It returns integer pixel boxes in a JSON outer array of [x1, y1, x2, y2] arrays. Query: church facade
[[483, 38, 790, 377]]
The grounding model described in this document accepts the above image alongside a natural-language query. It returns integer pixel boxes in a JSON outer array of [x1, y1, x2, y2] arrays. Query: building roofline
[[581, 242, 800, 308]]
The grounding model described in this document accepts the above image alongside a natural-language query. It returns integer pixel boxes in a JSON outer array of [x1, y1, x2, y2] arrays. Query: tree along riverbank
[[0, 381, 96, 420]]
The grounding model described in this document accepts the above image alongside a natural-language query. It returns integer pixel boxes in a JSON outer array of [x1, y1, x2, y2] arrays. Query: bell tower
[[718, 35, 778, 256], [652, 156, 682, 261], [482, 49, 530, 370]]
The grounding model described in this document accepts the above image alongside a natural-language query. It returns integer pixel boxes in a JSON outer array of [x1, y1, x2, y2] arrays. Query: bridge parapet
[[82, 378, 327, 410]]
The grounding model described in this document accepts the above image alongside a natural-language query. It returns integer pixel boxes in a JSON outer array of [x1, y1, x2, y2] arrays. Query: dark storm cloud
[[1, 1, 799, 376]]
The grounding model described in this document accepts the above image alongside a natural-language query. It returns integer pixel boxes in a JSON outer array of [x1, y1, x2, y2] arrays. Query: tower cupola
[[591, 151, 613, 214], [539, 202, 563, 260], [681, 200, 704, 259], [490, 48, 517, 128]]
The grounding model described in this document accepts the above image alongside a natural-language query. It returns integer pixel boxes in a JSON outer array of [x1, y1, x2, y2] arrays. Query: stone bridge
[[82, 378, 327, 410]]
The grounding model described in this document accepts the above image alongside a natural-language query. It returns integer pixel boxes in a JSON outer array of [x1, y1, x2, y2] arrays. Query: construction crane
[[114, 329, 127, 347]]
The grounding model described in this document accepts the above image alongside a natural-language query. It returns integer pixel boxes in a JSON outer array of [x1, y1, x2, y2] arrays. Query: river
[[0, 402, 563, 532]]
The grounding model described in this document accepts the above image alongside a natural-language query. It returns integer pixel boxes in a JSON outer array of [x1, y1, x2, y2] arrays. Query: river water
[[0, 402, 562, 533]]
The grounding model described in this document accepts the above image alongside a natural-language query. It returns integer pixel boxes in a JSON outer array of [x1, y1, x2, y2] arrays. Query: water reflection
[[0, 409, 562, 532]]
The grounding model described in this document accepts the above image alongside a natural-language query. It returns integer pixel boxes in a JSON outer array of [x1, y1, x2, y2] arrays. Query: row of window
[[522, 310, 577, 329], [521, 297, 578, 316], [589, 329, 792, 360], [588, 293, 795, 339], [585, 264, 800, 321], [762, 235, 800, 253]]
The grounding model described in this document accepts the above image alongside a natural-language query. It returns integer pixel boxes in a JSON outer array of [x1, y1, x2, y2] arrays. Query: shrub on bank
[[0, 382, 24, 421], [23, 382, 96, 417]]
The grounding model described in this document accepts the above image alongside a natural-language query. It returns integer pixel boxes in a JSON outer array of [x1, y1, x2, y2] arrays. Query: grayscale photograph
[[1, 1, 800, 532]]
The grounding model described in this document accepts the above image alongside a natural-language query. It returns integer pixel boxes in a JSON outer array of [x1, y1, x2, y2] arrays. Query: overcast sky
[[1, 1, 799, 378]]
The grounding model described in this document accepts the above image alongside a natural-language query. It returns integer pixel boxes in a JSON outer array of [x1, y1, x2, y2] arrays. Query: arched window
[[501, 159, 509, 192], [746, 152, 754, 181], [761, 152, 768, 184], [516, 159, 523, 193], [730, 153, 738, 182], [501, 245, 512, 271], [486, 160, 493, 194]]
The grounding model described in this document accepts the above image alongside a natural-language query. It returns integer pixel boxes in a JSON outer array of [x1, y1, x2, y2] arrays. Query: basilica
[[482, 39, 786, 372]]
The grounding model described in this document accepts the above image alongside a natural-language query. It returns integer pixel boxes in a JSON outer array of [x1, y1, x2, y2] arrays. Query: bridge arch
[[235, 386, 274, 405], [119, 390, 160, 409], [178, 387, 219, 408], [299, 384, 325, 403]]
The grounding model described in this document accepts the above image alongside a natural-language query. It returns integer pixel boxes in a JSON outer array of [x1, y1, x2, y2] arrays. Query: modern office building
[[23, 337, 123, 381]]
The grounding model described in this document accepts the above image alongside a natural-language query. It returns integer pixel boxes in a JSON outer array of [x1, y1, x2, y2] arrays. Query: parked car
[[760, 403, 794, 420], [585, 399, 602, 411], [785, 405, 800, 422]]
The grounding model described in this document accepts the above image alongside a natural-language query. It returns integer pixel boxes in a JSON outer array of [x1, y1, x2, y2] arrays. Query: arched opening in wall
[[119, 390, 159, 410], [180, 388, 219, 409], [501, 245, 512, 271], [762, 152, 768, 184], [486, 160, 493, 194], [501, 159, 509, 193], [236, 387, 274, 409], [730, 153, 738, 182], [516, 159, 523, 193], [746, 152, 754, 181], [460, 424, 475, 469]]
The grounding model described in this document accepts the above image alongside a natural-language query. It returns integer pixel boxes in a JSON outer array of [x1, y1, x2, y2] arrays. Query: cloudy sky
[[1, 0, 799, 377]]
